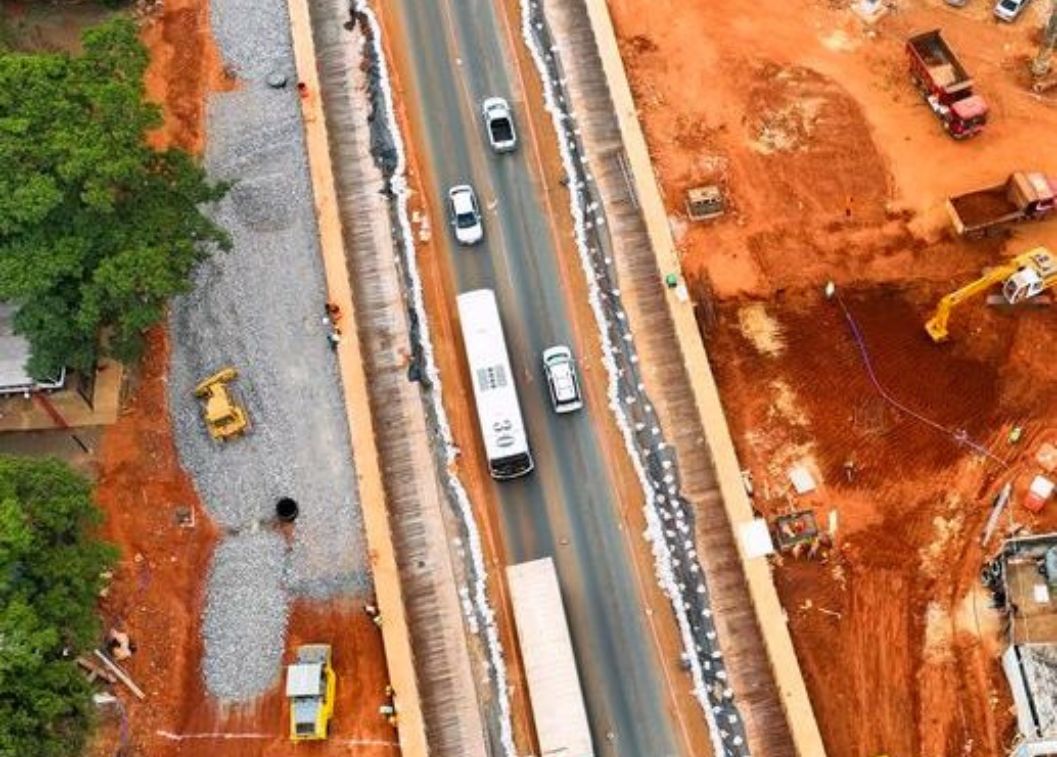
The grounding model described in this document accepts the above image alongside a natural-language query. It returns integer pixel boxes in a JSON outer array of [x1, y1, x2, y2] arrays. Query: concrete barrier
[[579, 0, 827, 753], [285, 0, 428, 752]]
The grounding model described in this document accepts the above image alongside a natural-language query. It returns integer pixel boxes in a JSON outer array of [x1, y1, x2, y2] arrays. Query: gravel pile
[[201, 531, 289, 700], [167, 0, 371, 699]]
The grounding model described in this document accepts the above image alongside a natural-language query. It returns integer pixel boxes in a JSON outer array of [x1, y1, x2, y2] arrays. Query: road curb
[[576, 0, 828, 753], [285, 0, 429, 752]]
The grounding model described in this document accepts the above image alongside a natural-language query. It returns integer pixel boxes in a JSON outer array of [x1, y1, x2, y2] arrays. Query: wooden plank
[[93, 650, 145, 700]]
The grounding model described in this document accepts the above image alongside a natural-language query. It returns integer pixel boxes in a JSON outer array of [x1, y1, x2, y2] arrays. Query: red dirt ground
[[141, 0, 234, 154], [89, 332, 396, 757], [609, 0, 1057, 754], [87, 4, 394, 754]]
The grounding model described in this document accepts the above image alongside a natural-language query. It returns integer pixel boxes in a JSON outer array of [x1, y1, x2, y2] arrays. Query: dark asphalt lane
[[389, 1, 686, 754]]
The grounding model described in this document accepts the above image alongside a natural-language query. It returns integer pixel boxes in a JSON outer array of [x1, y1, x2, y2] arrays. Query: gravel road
[[201, 531, 289, 699], [168, 0, 370, 700]]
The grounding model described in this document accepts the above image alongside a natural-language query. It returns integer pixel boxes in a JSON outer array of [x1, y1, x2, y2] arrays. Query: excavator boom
[[925, 247, 1057, 342]]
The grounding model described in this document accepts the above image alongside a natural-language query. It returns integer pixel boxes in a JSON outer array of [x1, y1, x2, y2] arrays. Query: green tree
[[0, 456, 117, 757], [0, 18, 229, 378]]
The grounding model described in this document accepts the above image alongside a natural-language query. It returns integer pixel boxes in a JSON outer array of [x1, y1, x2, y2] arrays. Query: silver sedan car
[[542, 345, 583, 414]]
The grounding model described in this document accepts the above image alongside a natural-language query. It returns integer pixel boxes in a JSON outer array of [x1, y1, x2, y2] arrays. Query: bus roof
[[456, 289, 530, 463]]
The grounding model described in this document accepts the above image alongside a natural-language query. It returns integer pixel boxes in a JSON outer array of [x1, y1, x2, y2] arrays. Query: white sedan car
[[448, 184, 483, 245], [542, 345, 583, 414], [482, 96, 518, 153], [994, 0, 1031, 21]]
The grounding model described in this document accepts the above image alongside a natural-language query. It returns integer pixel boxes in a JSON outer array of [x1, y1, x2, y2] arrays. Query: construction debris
[[106, 629, 134, 661], [77, 655, 117, 685], [686, 185, 725, 222], [93, 650, 146, 701], [788, 466, 817, 495], [981, 482, 1013, 546], [1025, 476, 1055, 513]]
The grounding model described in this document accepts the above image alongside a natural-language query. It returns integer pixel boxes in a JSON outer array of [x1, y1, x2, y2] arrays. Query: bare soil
[[1, 1, 116, 53], [141, 0, 234, 154], [608, 0, 1057, 754]]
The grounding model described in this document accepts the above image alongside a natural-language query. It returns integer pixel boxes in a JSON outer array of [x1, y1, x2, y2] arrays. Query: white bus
[[507, 558, 595, 757], [456, 289, 534, 480]]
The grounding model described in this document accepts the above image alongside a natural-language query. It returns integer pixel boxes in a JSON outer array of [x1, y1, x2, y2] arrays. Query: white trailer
[[456, 289, 533, 479], [506, 558, 594, 757]]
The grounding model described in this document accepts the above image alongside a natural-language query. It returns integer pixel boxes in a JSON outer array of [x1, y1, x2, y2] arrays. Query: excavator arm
[[925, 247, 1057, 342], [925, 263, 1019, 342]]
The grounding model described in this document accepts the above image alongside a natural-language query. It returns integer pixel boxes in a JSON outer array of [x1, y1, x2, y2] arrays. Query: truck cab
[[942, 95, 988, 139], [1020, 172, 1057, 217]]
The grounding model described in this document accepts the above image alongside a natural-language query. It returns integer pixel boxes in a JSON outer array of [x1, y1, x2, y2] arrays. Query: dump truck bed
[[948, 186, 1021, 234], [948, 172, 1057, 236], [907, 30, 972, 93]]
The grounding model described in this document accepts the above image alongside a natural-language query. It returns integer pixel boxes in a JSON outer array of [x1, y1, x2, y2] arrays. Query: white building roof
[[0, 303, 33, 393], [0, 303, 65, 395]]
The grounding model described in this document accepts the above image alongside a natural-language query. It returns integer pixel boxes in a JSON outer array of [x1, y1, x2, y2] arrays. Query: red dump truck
[[947, 171, 1057, 238], [906, 30, 988, 139]]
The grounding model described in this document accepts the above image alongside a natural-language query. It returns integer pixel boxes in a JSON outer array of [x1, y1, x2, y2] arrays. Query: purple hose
[[833, 289, 1008, 468]]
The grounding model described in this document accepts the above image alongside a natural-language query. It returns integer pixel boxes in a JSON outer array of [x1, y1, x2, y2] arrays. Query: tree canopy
[[0, 456, 117, 757], [0, 18, 228, 378]]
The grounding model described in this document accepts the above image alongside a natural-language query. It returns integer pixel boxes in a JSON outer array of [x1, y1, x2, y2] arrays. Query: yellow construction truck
[[192, 368, 248, 440], [925, 247, 1057, 342], [285, 644, 336, 741]]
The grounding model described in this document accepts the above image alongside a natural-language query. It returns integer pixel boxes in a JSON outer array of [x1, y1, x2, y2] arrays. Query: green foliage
[[0, 456, 117, 757], [0, 18, 229, 378]]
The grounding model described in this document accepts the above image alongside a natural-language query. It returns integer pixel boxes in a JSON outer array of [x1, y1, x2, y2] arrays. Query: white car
[[482, 97, 517, 153], [542, 345, 583, 414], [994, 0, 1031, 21], [448, 184, 483, 245]]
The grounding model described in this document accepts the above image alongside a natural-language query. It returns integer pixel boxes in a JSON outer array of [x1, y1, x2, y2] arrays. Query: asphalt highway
[[386, 1, 691, 755]]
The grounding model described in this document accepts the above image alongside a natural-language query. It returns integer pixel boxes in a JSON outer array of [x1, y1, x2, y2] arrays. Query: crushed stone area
[[168, 0, 370, 699], [200, 531, 289, 700]]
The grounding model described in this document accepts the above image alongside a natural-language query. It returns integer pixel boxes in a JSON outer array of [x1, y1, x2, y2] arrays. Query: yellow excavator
[[192, 368, 248, 440], [925, 246, 1057, 342]]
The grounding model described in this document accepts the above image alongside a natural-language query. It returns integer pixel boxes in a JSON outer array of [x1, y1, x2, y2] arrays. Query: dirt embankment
[[141, 0, 233, 153], [609, 0, 1057, 754], [89, 328, 219, 756]]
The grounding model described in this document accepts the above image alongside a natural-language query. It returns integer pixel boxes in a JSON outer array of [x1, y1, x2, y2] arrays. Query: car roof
[[450, 187, 476, 214], [550, 363, 577, 399]]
